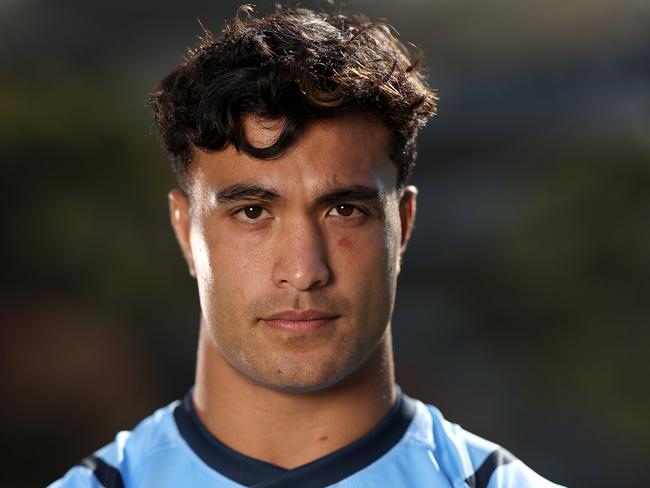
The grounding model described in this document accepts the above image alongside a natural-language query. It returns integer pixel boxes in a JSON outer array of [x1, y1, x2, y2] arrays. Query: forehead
[[190, 114, 397, 196]]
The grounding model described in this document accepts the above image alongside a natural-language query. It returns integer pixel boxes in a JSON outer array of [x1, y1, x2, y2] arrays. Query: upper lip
[[263, 310, 339, 321]]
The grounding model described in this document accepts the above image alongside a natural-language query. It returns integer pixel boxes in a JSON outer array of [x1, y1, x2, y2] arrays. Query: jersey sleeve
[[427, 405, 566, 488], [47, 431, 131, 488], [47, 464, 106, 488], [484, 458, 565, 488]]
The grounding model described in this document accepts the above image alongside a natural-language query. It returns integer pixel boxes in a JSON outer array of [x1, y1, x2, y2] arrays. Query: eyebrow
[[214, 184, 281, 205], [213, 183, 382, 206], [315, 185, 382, 206]]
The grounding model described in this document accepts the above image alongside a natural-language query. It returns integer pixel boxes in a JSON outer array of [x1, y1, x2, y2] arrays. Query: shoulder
[[48, 399, 183, 488], [408, 399, 565, 488]]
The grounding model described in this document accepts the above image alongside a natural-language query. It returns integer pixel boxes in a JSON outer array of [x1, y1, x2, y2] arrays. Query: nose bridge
[[272, 213, 330, 291]]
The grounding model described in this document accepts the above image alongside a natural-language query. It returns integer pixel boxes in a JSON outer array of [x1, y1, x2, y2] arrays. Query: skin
[[169, 113, 417, 468]]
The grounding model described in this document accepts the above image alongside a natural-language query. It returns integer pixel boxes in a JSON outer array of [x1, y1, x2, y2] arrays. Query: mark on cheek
[[318, 436, 329, 442], [337, 237, 352, 249]]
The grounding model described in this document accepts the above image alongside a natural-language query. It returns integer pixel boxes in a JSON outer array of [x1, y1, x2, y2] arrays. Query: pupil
[[244, 206, 262, 219], [338, 204, 353, 216]]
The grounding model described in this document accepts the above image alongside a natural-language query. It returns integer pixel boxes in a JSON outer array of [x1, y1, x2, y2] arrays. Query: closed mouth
[[262, 310, 339, 332]]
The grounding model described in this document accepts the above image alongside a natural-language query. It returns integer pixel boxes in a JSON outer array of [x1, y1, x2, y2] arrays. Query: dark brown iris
[[244, 206, 263, 219], [336, 204, 354, 217]]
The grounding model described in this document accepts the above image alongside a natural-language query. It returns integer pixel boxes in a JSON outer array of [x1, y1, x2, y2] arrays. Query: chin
[[248, 352, 358, 394]]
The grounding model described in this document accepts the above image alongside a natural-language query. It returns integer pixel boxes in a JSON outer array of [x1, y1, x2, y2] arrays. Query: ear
[[398, 185, 417, 253], [168, 189, 196, 278]]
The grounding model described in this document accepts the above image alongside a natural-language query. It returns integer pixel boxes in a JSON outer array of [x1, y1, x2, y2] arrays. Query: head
[[151, 6, 437, 393]]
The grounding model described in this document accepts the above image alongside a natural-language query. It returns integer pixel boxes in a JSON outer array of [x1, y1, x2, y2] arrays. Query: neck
[[193, 319, 396, 469]]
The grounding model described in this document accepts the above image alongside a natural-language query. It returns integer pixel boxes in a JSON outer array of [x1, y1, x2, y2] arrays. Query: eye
[[233, 205, 270, 222], [328, 204, 363, 218]]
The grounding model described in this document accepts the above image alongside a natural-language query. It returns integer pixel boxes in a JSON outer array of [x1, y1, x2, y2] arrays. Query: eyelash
[[232, 205, 272, 223], [327, 204, 366, 218], [231, 204, 366, 223]]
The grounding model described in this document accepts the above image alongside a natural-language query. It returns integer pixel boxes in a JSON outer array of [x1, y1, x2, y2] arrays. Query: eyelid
[[229, 202, 369, 221], [327, 203, 368, 217], [231, 204, 272, 222]]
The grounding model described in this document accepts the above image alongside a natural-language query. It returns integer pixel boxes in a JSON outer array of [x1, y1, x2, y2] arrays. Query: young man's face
[[170, 113, 416, 393]]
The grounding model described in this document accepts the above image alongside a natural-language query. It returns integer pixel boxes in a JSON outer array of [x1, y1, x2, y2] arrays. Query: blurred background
[[1, 0, 649, 486]]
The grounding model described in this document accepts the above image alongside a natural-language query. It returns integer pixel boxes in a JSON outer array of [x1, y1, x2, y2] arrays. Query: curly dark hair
[[150, 5, 437, 190]]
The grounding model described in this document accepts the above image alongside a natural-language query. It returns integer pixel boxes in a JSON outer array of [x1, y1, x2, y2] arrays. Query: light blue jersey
[[50, 389, 564, 487]]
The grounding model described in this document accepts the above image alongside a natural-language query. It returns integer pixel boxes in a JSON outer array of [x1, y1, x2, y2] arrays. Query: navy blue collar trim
[[173, 387, 416, 487]]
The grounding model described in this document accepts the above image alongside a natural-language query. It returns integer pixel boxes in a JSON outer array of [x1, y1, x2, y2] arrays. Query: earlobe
[[168, 189, 196, 278]]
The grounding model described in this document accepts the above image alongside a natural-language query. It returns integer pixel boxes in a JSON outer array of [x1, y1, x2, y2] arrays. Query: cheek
[[331, 225, 393, 281], [189, 223, 214, 286], [383, 205, 403, 265], [337, 237, 352, 249], [208, 232, 269, 289], [192, 225, 270, 318]]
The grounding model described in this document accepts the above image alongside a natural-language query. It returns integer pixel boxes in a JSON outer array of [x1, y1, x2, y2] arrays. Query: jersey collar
[[173, 386, 416, 487]]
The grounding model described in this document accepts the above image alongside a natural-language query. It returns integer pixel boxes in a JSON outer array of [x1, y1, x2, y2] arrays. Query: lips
[[262, 310, 339, 332]]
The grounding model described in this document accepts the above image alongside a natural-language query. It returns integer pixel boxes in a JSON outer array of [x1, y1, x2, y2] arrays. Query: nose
[[272, 218, 330, 291]]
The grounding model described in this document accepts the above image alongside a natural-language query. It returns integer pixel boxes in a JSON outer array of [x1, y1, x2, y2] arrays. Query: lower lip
[[264, 318, 336, 332]]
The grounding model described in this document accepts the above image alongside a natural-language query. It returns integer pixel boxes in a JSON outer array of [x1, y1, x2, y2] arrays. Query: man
[[51, 6, 563, 488]]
